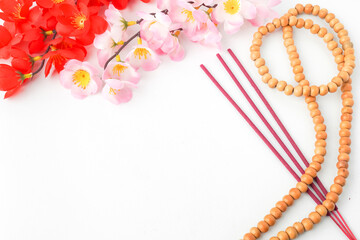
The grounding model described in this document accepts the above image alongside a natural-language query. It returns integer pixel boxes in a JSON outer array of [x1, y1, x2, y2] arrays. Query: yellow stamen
[[137, 37, 143, 45], [224, 0, 241, 15], [72, 69, 91, 89], [13, 3, 25, 20], [134, 48, 151, 60], [44, 30, 54, 36], [117, 40, 125, 45], [109, 87, 118, 95], [112, 64, 128, 76], [52, 0, 65, 3], [181, 9, 195, 23], [127, 21, 137, 26], [71, 12, 87, 29], [173, 30, 181, 37], [33, 56, 42, 61], [23, 73, 33, 79], [115, 55, 121, 62], [207, 8, 213, 14], [50, 46, 57, 51]]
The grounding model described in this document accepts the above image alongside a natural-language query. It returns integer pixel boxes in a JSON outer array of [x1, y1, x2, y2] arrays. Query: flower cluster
[[0, 0, 280, 103]]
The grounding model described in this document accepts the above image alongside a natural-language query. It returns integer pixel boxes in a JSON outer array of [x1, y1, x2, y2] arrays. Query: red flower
[[42, 37, 87, 76], [36, 0, 74, 9], [0, 0, 33, 22], [0, 63, 32, 98], [56, 2, 108, 45], [112, 0, 151, 10]]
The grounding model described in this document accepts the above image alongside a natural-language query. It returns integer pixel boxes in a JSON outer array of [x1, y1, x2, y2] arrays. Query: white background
[[0, 0, 359, 239]]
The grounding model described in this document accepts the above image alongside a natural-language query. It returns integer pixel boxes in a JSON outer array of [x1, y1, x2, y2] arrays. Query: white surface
[[0, 1, 359, 239]]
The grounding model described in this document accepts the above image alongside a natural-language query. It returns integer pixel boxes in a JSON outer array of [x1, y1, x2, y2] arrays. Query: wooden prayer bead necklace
[[244, 3, 355, 240]]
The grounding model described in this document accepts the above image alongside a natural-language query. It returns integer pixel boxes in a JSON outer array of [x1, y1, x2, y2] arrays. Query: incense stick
[[200, 64, 354, 240], [227, 49, 356, 240]]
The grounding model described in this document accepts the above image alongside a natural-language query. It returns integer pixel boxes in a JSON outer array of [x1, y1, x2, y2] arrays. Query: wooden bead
[[310, 24, 320, 34], [296, 18, 305, 28], [318, 27, 327, 37], [283, 32, 293, 39], [257, 220, 270, 233], [334, 22, 344, 33], [289, 52, 299, 60], [330, 184, 343, 195], [327, 82, 338, 93], [325, 13, 335, 23], [293, 222, 305, 234], [284, 38, 294, 47], [267, 23, 276, 33], [301, 174, 314, 185], [334, 176, 346, 186], [323, 199, 335, 211], [304, 19, 313, 29], [335, 55, 344, 64], [295, 4, 304, 14], [339, 129, 351, 137], [316, 131, 327, 140], [250, 45, 260, 52], [268, 78, 278, 88], [338, 29, 348, 38], [310, 86, 319, 96], [277, 231, 289, 240], [323, 33, 334, 43], [288, 8, 298, 16], [285, 227, 298, 239], [255, 58, 265, 68], [276, 201, 288, 212], [294, 73, 305, 82], [332, 76, 343, 86], [312, 5, 320, 15], [280, 16, 289, 26], [339, 145, 351, 154], [319, 85, 328, 96], [337, 160, 349, 169], [243, 233, 256, 240], [251, 51, 261, 61], [296, 181, 308, 193], [333, 47, 343, 56], [290, 58, 300, 67], [314, 146, 326, 156], [318, 8, 328, 18], [258, 65, 269, 75], [262, 73, 272, 83], [259, 26, 268, 35], [340, 36, 350, 45], [301, 218, 314, 231], [307, 101, 318, 111], [289, 16, 297, 26], [309, 211, 322, 224], [264, 214, 276, 226], [339, 136, 351, 145], [287, 45, 297, 54], [312, 154, 324, 164], [343, 98, 354, 107], [283, 25, 293, 33], [338, 168, 349, 178], [305, 167, 317, 177], [310, 162, 321, 172], [329, 18, 339, 28], [273, 18, 281, 28], [340, 121, 352, 129], [270, 238, 280, 240], [270, 207, 282, 219], [304, 4, 313, 14], [283, 195, 294, 206], [315, 139, 326, 147], [313, 115, 324, 124], [327, 40, 338, 50], [252, 38, 262, 46], [289, 188, 301, 200], [284, 85, 294, 95], [339, 71, 350, 82], [250, 227, 261, 238], [310, 109, 321, 118], [293, 85, 303, 97], [305, 96, 316, 103], [341, 107, 353, 114], [315, 204, 328, 217], [253, 32, 263, 39], [277, 81, 287, 91]]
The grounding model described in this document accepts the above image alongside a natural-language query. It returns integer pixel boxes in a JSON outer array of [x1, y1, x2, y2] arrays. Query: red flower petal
[[4, 86, 21, 99], [0, 25, 12, 48], [89, 15, 108, 35], [112, 0, 128, 10], [0, 64, 20, 91], [36, 0, 54, 8]]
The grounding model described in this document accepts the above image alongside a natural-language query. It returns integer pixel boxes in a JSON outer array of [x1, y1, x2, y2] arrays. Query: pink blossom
[[94, 25, 126, 68], [248, 0, 281, 26], [59, 60, 102, 99], [125, 39, 161, 71], [103, 61, 140, 84], [213, 0, 257, 34], [157, 35, 185, 61], [169, 1, 222, 47], [102, 79, 137, 104], [102, 62, 140, 104]]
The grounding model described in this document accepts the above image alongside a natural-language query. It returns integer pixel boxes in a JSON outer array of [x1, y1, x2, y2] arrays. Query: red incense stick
[[227, 49, 356, 240], [200, 64, 353, 240]]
